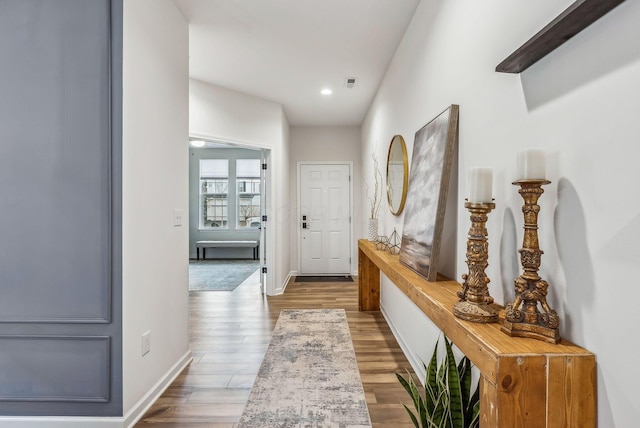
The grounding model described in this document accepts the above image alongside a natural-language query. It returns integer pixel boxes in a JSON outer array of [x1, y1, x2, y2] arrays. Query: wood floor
[[136, 270, 416, 427]]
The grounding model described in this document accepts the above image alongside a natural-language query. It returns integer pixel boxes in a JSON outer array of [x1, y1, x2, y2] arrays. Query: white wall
[[122, 0, 190, 422], [189, 80, 291, 294], [277, 114, 292, 290], [289, 126, 362, 275], [362, 1, 640, 426]]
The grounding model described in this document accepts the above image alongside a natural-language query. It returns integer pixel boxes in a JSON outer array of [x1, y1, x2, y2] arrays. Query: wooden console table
[[358, 239, 596, 428]]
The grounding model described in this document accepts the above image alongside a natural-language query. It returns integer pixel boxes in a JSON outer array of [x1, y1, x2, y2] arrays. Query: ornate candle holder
[[502, 180, 560, 344], [453, 201, 498, 323]]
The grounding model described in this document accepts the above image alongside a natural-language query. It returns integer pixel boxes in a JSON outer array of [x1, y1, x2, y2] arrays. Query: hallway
[[136, 272, 415, 427]]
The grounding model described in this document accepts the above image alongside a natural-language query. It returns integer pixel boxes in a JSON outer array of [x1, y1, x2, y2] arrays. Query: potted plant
[[396, 336, 480, 428]]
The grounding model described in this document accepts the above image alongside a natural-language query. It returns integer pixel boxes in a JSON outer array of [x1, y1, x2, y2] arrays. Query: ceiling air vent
[[344, 77, 357, 89]]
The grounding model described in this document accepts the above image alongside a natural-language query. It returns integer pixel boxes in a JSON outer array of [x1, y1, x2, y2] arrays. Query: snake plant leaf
[[444, 338, 464, 428], [396, 371, 414, 400], [430, 388, 447, 427], [408, 375, 420, 410], [409, 373, 428, 427], [402, 402, 420, 428], [434, 361, 448, 426], [458, 357, 470, 410], [458, 357, 473, 424], [396, 372, 419, 420], [396, 370, 428, 427], [425, 340, 439, 414], [469, 385, 480, 428], [437, 353, 447, 384], [397, 335, 480, 428], [462, 366, 480, 428]]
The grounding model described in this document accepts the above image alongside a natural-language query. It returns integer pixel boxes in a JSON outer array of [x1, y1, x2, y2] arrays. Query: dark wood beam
[[496, 0, 626, 73]]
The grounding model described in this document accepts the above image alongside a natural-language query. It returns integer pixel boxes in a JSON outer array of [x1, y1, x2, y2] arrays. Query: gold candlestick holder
[[453, 201, 498, 323], [502, 179, 560, 344]]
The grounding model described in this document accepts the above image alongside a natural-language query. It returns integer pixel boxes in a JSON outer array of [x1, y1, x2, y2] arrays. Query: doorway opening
[[188, 139, 270, 294]]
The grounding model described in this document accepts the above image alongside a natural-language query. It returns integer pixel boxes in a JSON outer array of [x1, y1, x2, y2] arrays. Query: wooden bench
[[195, 240, 260, 260]]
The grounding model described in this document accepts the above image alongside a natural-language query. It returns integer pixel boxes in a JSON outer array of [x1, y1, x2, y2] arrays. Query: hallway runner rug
[[238, 309, 372, 428]]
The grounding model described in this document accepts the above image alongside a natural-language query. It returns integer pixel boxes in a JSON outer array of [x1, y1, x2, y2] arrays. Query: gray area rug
[[189, 259, 259, 291], [238, 309, 372, 428]]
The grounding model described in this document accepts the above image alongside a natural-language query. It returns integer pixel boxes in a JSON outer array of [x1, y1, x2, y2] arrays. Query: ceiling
[[174, 0, 420, 127]]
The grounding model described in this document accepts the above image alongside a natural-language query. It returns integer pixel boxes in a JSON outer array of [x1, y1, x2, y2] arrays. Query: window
[[236, 159, 261, 229], [200, 159, 228, 228]]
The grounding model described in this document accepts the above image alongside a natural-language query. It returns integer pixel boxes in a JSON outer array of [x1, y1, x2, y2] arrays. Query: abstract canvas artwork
[[399, 105, 459, 281]]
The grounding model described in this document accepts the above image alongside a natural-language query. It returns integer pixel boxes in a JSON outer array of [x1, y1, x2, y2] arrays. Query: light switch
[[142, 330, 151, 356], [173, 208, 183, 226]]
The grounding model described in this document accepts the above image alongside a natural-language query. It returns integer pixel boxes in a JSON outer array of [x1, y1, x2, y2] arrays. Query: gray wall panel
[[0, 0, 123, 416], [0, 336, 110, 402], [0, 0, 111, 323]]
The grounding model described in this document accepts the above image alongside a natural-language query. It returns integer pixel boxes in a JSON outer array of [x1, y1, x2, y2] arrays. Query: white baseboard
[[124, 350, 192, 427], [274, 271, 294, 295], [0, 352, 192, 428], [380, 305, 426, 385]]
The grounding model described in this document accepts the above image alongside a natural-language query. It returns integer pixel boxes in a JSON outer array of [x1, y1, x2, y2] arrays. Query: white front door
[[299, 163, 351, 275]]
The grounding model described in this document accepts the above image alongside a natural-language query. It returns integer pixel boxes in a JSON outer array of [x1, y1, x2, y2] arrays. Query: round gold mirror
[[386, 135, 409, 216]]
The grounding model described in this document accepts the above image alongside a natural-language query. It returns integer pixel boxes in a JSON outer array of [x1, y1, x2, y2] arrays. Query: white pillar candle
[[517, 149, 546, 180], [468, 167, 493, 203]]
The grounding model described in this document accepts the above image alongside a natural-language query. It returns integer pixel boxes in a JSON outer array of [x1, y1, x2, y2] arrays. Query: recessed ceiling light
[[191, 140, 205, 147], [320, 88, 333, 95]]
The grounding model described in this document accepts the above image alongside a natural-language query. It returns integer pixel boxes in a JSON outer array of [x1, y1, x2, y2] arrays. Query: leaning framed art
[[399, 104, 459, 281]]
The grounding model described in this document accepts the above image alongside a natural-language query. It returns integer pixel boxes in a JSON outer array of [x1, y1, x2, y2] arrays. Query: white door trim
[[297, 161, 353, 275]]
